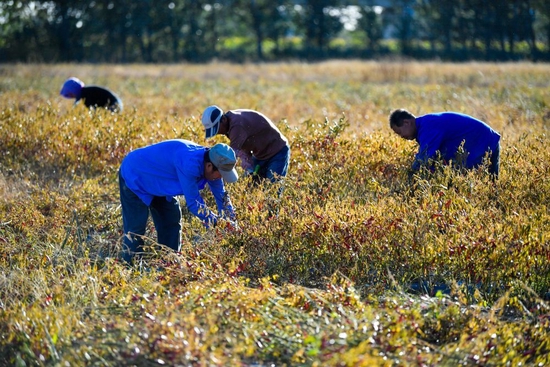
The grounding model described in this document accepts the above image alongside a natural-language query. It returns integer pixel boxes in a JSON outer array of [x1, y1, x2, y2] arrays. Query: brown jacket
[[224, 109, 288, 162]]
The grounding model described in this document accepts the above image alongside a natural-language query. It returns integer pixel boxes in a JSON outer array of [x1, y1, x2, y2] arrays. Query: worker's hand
[[243, 165, 260, 177]]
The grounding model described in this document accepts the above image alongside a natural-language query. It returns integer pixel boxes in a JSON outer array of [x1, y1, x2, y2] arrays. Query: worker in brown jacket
[[201, 106, 290, 183]]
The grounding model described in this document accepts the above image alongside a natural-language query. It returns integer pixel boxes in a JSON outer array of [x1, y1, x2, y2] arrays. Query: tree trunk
[[250, 0, 264, 60]]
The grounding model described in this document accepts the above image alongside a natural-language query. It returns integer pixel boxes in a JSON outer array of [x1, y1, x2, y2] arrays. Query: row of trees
[[1, 0, 550, 63]]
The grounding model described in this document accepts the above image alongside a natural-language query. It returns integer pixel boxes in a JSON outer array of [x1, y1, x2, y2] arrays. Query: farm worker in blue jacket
[[60, 77, 123, 112], [389, 109, 501, 177], [119, 139, 238, 263]]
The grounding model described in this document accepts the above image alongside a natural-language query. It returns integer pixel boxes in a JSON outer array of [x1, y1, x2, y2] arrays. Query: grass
[[0, 61, 549, 366]]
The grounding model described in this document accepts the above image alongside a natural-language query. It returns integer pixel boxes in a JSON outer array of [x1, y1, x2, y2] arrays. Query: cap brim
[[205, 122, 219, 139], [220, 168, 238, 184]]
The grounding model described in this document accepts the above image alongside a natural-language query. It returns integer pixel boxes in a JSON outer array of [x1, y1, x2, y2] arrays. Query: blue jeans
[[253, 144, 290, 182], [119, 171, 181, 263]]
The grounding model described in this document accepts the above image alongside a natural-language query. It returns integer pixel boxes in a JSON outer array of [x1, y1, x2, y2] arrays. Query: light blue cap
[[209, 143, 238, 183]]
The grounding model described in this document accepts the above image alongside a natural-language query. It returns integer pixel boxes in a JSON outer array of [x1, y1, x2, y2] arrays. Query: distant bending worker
[[389, 109, 501, 178], [119, 140, 238, 263], [201, 105, 290, 182], [60, 77, 123, 112]]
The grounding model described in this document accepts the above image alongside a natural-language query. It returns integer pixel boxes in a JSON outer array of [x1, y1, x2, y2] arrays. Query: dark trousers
[[488, 143, 500, 178], [253, 144, 290, 182], [119, 171, 181, 263]]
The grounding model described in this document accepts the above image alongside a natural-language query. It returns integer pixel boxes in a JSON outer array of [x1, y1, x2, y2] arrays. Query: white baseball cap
[[209, 143, 238, 183], [202, 105, 223, 139]]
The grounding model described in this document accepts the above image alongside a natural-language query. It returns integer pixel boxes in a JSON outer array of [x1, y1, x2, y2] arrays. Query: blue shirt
[[120, 139, 235, 225], [414, 112, 501, 171]]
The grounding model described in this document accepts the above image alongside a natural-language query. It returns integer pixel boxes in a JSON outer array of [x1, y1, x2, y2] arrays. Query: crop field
[[0, 61, 549, 366]]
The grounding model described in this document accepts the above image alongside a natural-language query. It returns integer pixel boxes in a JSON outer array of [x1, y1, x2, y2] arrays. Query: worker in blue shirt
[[389, 109, 501, 178], [119, 139, 238, 263]]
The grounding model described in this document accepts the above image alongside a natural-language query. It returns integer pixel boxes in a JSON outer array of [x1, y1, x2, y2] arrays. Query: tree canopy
[[1, 0, 549, 63]]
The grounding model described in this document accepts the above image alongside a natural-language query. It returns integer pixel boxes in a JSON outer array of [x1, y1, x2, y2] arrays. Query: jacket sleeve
[[235, 148, 254, 171], [413, 129, 445, 171], [177, 170, 218, 227], [208, 179, 236, 221]]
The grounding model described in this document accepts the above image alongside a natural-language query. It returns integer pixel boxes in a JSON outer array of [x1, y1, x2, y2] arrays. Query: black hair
[[204, 150, 219, 171], [389, 109, 416, 127]]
